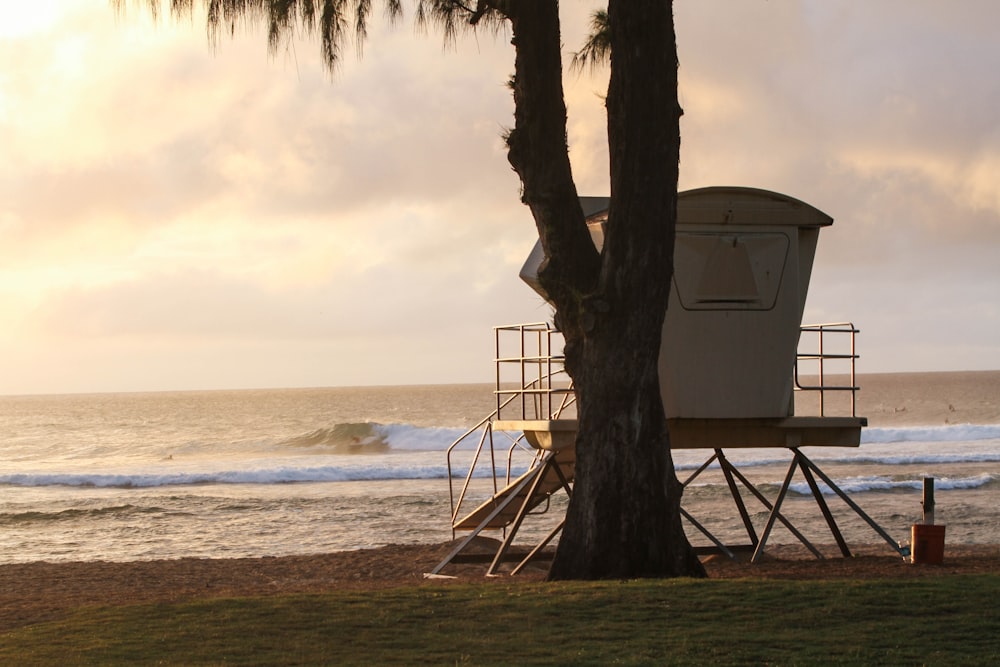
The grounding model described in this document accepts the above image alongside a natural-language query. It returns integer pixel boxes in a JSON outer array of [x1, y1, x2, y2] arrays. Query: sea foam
[[788, 472, 997, 496], [862, 423, 1000, 444], [0, 460, 522, 489]]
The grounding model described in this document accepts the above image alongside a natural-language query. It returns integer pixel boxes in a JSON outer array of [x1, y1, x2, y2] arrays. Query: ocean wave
[[815, 452, 1000, 466], [6, 419, 997, 488], [0, 463, 526, 489], [862, 423, 1000, 444], [683, 472, 997, 498], [382, 424, 471, 451], [0, 505, 150, 526], [670, 440, 1000, 470], [277, 423, 467, 454], [278, 423, 390, 453], [787, 472, 997, 496]]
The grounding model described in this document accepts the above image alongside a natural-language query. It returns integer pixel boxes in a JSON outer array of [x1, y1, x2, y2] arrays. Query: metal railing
[[445, 320, 861, 535], [494, 322, 576, 421], [795, 322, 860, 417], [443, 402, 539, 537], [491, 320, 860, 421], [443, 324, 580, 537]]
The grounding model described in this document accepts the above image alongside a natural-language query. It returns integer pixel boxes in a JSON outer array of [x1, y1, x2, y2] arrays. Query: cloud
[[1, 0, 998, 393], [676, 1, 1000, 250], [672, 0, 1000, 373]]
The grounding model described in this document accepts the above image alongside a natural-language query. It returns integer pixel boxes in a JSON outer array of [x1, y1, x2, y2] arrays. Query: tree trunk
[[504, 0, 703, 579], [504, 0, 599, 355], [547, 0, 705, 579]]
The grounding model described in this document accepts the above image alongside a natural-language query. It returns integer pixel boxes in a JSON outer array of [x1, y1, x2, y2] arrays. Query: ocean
[[1, 372, 998, 564]]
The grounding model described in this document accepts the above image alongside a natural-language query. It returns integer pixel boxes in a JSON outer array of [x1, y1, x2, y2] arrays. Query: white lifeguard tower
[[432, 187, 902, 576]]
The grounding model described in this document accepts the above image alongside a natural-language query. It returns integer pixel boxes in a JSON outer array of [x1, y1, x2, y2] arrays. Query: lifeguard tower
[[432, 187, 903, 576]]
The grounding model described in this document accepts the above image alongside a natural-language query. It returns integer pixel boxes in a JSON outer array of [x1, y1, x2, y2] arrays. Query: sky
[[1, 1, 998, 395]]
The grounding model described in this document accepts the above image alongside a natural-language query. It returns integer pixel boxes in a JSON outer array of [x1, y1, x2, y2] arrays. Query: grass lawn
[[2, 575, 998, 665]]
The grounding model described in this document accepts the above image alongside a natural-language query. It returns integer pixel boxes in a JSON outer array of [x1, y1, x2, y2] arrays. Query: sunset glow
[[2, 1, 998, 394]]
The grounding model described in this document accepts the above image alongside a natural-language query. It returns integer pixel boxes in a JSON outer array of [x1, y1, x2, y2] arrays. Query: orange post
[[911, 523, 946, 564]]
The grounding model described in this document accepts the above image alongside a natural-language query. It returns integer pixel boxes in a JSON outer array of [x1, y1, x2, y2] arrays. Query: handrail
[[445, 371, 567, 537], [489, 320, 859, 424], [795, 322, 860, 417], [494, 322, 575, 421], [445, 391, 523, 532]]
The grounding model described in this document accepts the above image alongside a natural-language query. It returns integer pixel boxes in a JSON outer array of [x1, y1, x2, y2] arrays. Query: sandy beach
[[3, 541, 999, 633]]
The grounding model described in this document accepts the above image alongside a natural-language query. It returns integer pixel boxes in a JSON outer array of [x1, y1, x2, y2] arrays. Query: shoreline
[[3, 541, 999, 633]]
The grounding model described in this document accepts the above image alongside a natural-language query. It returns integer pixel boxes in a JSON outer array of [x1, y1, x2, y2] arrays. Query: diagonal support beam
[[797, 450, 852, 557], [717, 449, 759, 546], [680, 508, 737, 560], [510, 519, 565, 576], [752, 457, 800, 563], [487, 457, 561, 575], [796, 449, 905, 557], [726, 459, 823, 560]]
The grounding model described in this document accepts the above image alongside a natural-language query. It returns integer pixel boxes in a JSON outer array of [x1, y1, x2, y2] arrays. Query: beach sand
[[3, 541, 999, 633]]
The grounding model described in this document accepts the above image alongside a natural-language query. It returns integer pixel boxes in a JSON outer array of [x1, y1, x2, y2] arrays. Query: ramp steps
[[453, 448, 575, 531]]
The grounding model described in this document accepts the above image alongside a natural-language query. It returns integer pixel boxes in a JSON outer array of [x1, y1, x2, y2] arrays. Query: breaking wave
[[277, 422, 468, 454]]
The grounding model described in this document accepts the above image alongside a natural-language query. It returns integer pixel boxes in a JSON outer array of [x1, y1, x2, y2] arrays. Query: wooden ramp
[[452, 448, 575, 531], [432, 447, 575, 576]]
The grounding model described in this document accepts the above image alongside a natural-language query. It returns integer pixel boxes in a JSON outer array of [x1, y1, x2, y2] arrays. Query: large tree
[[120, 0, 705, 580]]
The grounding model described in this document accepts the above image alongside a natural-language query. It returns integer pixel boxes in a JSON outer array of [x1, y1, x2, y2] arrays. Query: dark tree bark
[[502, 0, 703, 579], [544, 0, 704, 579], [504, 0, 600, 352]]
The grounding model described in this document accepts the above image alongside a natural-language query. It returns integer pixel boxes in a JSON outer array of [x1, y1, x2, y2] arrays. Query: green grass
[[3, 576, 999, 665]]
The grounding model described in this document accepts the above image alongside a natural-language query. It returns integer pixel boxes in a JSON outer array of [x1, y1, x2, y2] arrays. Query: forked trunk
[[506, 0, 703, 579]]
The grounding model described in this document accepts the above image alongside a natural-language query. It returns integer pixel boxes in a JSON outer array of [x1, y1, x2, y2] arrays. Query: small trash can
[[911, 524, 946, 564]]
